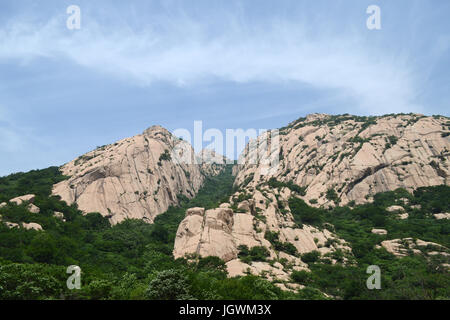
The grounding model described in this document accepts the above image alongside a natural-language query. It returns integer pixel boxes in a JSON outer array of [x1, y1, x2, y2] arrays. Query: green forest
[[0, 167, 449, 300]]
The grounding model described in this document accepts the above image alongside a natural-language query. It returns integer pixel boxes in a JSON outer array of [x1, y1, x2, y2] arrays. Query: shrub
[[267, 178, 306, 195], [291, 270, 312, 285], [249, 246, 270, 262], [159, 150, 172, 162], [288, 197, 323, 225], [145, 269, 192, 300], [264, 231, 280, 244], [238, 245, 270, 263], [301, 251, 321, 264], [326, 188, 339, 203], [196, 256, 227, 273]]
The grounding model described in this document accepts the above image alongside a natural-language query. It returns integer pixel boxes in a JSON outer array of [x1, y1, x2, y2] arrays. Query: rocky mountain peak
[[143, 125, 171, 137], [305, 113, 330, 122], [173, 113, 450, 286], [52, 125, 226, 225], [235, 113, 450, 207]]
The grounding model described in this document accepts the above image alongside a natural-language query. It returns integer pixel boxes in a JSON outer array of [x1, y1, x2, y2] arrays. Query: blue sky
[[0, 0, 449, 176]]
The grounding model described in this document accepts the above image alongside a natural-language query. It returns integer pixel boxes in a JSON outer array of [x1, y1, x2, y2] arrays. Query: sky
[[0, 0, 449, 176]]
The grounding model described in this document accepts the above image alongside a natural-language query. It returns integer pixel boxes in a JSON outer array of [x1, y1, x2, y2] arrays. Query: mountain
[[235, 113, 449, 207], [1, 113, 449, 300], [173, 113, 450, 289], [52, 125, 225, 224], [52, 113, 449, 226]]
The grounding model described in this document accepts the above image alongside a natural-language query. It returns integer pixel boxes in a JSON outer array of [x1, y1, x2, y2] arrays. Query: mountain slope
[[52, 125, 220, 224], [235, 113, 450, 207], [1, 113, 449, 300], [173, 113, 450, 288]]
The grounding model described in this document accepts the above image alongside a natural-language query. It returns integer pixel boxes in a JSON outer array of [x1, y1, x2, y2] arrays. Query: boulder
[[371, 228, 388, 235], [22, 222, 43, 231], [386, 205, 405, 213], [434, 213, 450, 220], [397, 213, 409, 220], [186, 207, 205, 217], [9, 194, 35, 205], [237, 200, 254, 213], [5, 222, 19, 229], [53, 212, 65, 221], [174, 207, 237, 262], [27, 204, 40, 214]]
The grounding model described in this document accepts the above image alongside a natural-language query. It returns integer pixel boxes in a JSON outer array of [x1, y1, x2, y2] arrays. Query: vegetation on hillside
[[288, 186, 450, 299], [0, 166, 299, 300], [0, 166, 449, 300]]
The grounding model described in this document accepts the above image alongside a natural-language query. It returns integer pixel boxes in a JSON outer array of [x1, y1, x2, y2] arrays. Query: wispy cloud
[[0, 9, 422, 115]]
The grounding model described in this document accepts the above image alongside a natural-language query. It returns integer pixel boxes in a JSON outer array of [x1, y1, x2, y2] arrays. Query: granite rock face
[[52, 126, 224, 224], [174, 207, 238, 262], [173, 113, 450, 286], [234, 114, 450, 207], [174, 186, 351, 282]]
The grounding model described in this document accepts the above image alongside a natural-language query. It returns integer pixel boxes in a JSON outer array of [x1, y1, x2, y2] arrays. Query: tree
[[301, 251, 321, 264], [291, 270, 312, 285], [0, 263, 65, 300], [27, 233, 59, 264], [145, 269, 192, 300], [196, 256, 227, 273]]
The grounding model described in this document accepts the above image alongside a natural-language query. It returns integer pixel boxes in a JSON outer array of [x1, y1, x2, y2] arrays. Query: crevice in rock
[[345, 163, 389, 195]]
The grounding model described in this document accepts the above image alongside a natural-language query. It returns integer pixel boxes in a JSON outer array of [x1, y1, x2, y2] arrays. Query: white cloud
[[0, 11, 423, 114]]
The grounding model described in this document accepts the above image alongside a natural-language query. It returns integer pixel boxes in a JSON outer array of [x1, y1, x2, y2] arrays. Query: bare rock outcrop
[[22, 222, 43, 231], [174, 185, 351, 282], [380, 238, 449, 258], [52, 126, 224, 224], [434, 213, 450, 220], [53, 212, 65, 221], [386, 205, 405, 213], [397, 213, 409, 220], [174, 207, 238, 262], [4, 194, 41, 213], [371, 228, 388, 235], [234, 114, 450, 207], [27, 204, 40, 214], [5, 222, 19, 229], [1, 220, 43, 231], [9, 194, 36, 205]]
